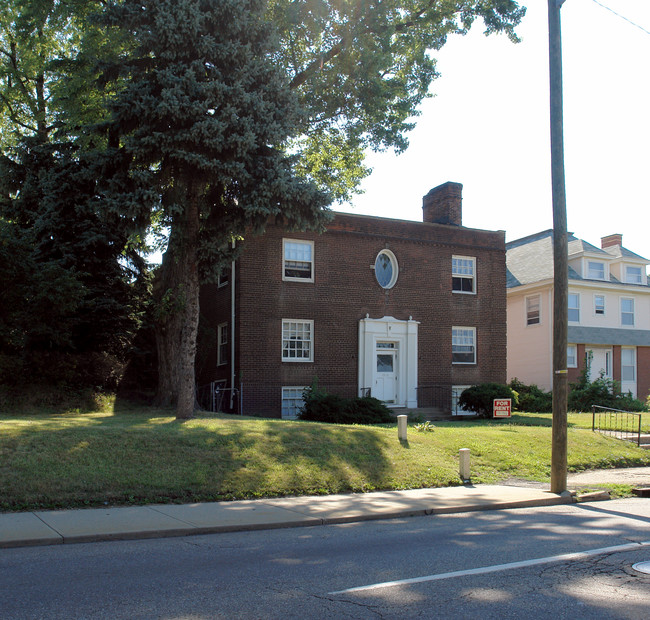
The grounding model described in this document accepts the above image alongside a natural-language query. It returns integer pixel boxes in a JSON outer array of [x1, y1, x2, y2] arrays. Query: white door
[[375, 350, 397, 403], [587, 347, 612, 381]]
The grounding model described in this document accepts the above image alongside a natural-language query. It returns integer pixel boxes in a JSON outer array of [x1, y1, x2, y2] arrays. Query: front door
[[375, 344, 397, 403], [587, 347, 612, 381]]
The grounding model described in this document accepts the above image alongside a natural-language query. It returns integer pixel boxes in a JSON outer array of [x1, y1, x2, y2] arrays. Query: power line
[[591, 0, 650, 36]]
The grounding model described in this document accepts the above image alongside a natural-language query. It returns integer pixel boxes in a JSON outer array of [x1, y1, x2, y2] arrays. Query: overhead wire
[[590, 0, 650, 36]]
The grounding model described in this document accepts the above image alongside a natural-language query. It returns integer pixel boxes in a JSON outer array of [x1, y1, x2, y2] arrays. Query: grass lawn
[[1, 406, 649, 512]]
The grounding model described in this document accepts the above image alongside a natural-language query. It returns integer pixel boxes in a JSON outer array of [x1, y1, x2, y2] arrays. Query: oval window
[[375, 250, 398, 289]]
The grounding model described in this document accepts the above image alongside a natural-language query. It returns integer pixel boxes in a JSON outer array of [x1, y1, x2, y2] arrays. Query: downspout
[[230, 240, 236, 411]]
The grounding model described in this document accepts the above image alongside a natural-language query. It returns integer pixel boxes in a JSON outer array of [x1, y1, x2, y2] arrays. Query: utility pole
[[548, 0, 568, 494]]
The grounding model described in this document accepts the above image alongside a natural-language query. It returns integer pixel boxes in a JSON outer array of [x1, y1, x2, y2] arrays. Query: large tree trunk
[[154, 189, 201, 419]]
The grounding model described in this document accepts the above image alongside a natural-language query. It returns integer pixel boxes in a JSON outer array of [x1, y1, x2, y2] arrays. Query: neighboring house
[[506, 230, 650, 399], [198, 182, 507, 418]]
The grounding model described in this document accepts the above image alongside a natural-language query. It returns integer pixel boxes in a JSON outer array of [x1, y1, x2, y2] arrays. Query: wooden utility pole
[[548, 0, 568, 494]]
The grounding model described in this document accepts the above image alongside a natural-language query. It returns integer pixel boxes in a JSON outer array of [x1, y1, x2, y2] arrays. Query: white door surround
[[587, 346, 613, 382], [358, 316, 419, 408]]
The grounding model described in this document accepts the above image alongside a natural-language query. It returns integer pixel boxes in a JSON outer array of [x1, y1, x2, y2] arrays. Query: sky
[[337, 0, 650, 259]]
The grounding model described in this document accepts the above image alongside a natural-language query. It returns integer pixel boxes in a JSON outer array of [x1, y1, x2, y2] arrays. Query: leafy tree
[[270, 0, 526, 201]]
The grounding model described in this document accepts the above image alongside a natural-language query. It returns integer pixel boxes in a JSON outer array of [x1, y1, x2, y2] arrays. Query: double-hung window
[[587, 261, 605, 280], [452, 256, 476, 293], [621, 298, 635, 326], [625, 266, 642, 284], [282, 320, 313, 361], [217, 322, 228, 366], [568, 293, 580, 323], [526, 294, 541, 325], [621, 348, 636, 382], [281, 387, 306, 419], [567, 345, 577, 368], [452, 327, 476, 364], [594, 294, 605, 316], [283, 239, 314, 282]]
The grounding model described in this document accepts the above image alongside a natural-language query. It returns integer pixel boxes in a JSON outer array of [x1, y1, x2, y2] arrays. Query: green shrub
[[509, 378, 552, 413], [568, 353, 646, 412], [299, 380, 393, 424], [457, 383, 517, 419]]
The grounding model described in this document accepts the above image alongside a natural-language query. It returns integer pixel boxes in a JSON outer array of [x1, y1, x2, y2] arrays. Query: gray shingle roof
[[506, 230, 649, 289], [568, 326, 650, 347]]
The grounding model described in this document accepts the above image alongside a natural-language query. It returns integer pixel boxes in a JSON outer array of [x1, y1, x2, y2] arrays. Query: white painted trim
[[358, 316, 419, 408]]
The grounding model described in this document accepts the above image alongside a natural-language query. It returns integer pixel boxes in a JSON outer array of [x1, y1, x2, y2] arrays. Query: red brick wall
[[200, 212, 507, 417], [637, 346, 650, 402]]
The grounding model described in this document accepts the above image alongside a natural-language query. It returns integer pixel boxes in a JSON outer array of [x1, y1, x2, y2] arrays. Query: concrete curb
[[0, 485, 576, 549]]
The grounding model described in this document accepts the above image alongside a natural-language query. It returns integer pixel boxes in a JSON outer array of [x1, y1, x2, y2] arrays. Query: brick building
[[197, 182, 507, 418]]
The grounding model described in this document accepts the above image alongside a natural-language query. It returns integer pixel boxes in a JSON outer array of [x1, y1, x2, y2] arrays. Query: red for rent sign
[[493, 399, 512, 418]]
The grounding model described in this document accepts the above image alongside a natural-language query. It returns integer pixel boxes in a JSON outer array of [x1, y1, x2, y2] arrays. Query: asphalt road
[[1, 498, 649, 619]]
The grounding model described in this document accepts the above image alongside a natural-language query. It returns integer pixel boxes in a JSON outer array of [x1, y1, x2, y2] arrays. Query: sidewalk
[[3, 467, 649, 550], [1, 484, 573, 549]]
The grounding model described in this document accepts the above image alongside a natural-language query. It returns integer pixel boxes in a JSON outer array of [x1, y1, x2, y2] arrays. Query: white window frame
[[374, 249, 399, 289], [218, 269, 229, 288], [567, 344, 577, 368], [621, 348, 636, 382], [452, 327, 476, 365], [281, 319, 314, 362], [281, 386, 306, 419], [568, 293, 580, 323], [283, 239, 314, 282], [217, 322, 228, 366], [587, 260, 606, 280], [621, 297, 635, 326], [451, 385, 472, 415], [625, 265, 643, 285], [452, 256, 476, 294], [525, 294, 541, 326], [594, 294, 605, 316]]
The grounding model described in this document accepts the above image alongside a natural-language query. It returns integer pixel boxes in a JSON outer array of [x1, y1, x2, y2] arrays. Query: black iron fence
[[592, 405, 642, 447]]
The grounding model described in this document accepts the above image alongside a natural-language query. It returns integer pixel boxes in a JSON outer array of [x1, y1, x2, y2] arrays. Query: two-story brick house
[[198, 182, 507, 418], [506, 230, 650, 399]]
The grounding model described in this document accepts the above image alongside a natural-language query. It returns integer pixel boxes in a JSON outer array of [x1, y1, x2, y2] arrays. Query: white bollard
[[397, 415, 408, 441], [459, 448, 470, 482]]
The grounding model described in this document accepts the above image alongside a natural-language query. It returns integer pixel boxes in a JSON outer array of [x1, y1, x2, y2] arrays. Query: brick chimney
[[422, 182, 462, 226], [601, 234, 622, 249]]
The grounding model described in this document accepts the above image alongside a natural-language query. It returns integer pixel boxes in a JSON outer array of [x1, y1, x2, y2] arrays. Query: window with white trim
[[218, 270, 229, 288], [594, 294, 605, 316], [282, 320, 313, 361], [625, 265, 642, 284], [526, 294, 541, 325], [568, 293, 580, 323], [621, 298, 635, 326], [452, 256, 476, 293], [281, 387, 306, 419], [374, 249, 398, 289], [452, 327, 476, 364], [567, 344, 577, 368], [283, 239, 314, 282], [217, 322, 228, 366], [587, 261, 605, 280], [451, 385, 472, 415], [621, 348, 636, 382]]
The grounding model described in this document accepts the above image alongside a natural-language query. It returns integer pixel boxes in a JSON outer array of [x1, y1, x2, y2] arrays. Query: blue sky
[[339, 0, 650, 260]]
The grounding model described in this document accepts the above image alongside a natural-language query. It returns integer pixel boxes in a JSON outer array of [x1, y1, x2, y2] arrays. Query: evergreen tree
[[102, 0, 330, 418]]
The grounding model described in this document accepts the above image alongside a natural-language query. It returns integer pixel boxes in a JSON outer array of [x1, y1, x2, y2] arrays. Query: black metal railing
[[592, 405, 642, 447], [196, 382, 240, 414]]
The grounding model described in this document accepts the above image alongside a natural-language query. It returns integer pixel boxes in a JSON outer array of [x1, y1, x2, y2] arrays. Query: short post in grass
[[397, 415, 408, 441], [459, 448, 470, 482]]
